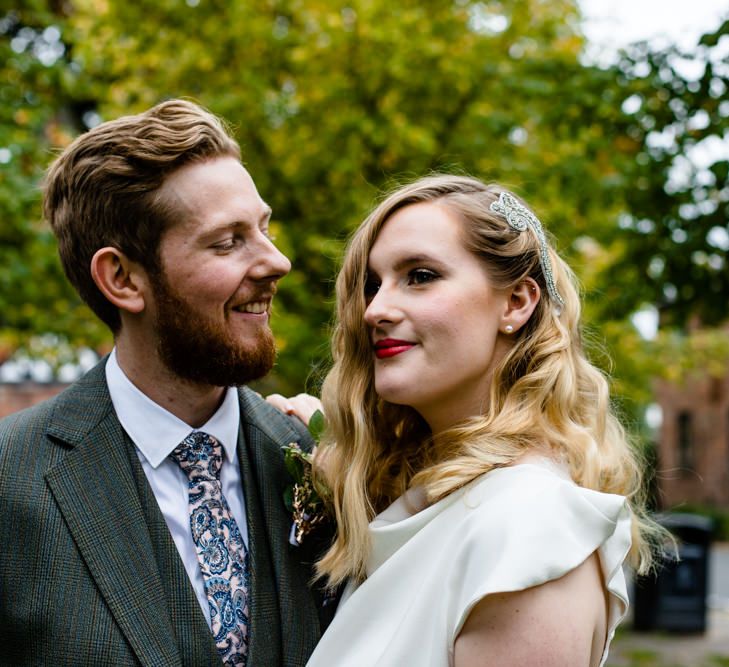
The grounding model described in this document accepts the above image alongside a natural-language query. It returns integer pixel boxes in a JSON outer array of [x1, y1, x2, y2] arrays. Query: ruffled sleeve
[[447, 464, 632, 665]]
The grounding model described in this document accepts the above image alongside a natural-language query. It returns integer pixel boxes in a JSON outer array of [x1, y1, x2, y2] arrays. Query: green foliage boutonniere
[[282, 409, 331, 546]]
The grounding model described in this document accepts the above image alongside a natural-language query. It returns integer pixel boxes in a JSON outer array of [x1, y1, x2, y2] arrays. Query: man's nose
[[252, 235, 291, 281]]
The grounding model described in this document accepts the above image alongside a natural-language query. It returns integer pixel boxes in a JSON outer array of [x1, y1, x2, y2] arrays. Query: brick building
[[655, 371, 729, 509], [0, 382, 69, 419]]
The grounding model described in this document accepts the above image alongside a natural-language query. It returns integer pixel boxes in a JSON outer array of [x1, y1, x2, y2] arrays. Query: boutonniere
[[282, 410, 331, 546]]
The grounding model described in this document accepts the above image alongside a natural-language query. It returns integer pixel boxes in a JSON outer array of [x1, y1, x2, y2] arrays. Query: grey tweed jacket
[[0, 360, 332, 666]]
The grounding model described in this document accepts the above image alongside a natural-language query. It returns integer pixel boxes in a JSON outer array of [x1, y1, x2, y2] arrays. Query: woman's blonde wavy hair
[[316, 174, 660, 587]]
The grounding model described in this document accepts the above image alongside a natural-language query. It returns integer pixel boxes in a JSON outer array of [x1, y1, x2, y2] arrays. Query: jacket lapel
[[44, 364, 182, 667], [237, 387, 322, 667]]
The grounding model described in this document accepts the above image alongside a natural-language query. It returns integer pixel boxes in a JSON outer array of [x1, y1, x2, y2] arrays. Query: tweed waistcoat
[[126, 432, 222, 666]]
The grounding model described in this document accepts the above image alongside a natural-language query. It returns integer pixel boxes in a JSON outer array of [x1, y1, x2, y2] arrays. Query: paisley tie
[[170, 431, 250, 666]]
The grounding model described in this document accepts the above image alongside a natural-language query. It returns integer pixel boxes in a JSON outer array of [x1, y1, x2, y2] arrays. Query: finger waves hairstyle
[[44, 99, 241, 333], [317, 174, 660, 587]]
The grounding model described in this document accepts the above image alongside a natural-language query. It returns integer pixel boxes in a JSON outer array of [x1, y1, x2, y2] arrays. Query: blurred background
[[0, 0, 729, 490], [1, 0, 728, 526], [1, 1, 729, 662]]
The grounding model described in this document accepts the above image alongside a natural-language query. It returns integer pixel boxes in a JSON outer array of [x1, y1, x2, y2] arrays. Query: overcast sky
[[579, 0, 728, 62]]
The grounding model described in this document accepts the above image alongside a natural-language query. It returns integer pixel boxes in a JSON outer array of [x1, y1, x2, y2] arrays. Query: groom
[[0, 100, 332, 665]]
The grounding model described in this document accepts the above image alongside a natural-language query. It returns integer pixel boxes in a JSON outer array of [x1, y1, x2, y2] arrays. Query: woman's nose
[[364, 285, 400, 328]]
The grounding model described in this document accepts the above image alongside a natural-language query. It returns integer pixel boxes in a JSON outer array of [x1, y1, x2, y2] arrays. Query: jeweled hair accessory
[[489, 192, 565, 315]]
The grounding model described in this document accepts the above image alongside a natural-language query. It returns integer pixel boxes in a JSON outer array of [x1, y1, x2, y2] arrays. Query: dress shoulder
[[448, 463, 632, 658]]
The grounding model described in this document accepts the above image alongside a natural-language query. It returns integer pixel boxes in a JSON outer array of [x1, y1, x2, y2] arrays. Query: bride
[[273, 174, 661, 666]]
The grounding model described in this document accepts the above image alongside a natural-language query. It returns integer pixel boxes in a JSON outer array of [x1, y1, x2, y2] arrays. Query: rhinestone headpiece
[[489, 192, 564, 315]]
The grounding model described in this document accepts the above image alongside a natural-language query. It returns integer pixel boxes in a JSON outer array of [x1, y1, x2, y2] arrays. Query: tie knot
[[170, 431, 223, 481]]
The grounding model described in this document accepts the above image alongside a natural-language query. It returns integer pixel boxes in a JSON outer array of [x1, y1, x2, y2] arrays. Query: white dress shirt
[[105, 349, 248, 627]]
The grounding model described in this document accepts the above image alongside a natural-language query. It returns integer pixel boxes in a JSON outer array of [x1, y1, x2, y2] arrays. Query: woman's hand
[[266, 392, 323, 426], [267, 393, 333, 480]]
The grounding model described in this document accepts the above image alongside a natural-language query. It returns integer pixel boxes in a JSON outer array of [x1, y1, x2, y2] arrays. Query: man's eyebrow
[[198, 209, 273, 242]]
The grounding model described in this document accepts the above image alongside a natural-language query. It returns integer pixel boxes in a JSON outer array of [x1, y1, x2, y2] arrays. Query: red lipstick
[[374, 338, 415, 359]]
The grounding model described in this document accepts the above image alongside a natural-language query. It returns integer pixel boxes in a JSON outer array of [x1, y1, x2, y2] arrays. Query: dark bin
[[633, 513, 713, 633]]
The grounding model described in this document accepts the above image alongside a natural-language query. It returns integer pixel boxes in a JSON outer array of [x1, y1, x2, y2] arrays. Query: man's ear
[[90, 247, 148, 315], [500, 277, 540, 335]]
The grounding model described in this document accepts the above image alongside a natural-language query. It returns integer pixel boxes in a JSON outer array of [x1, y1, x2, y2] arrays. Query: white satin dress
[[306, 460, 632, 667]]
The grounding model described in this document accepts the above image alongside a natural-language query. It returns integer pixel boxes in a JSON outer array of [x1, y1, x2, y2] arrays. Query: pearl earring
[[505, 324, 514, 334]]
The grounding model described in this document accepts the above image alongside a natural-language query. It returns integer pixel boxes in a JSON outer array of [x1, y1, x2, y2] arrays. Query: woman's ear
[[500, 277, 540, 335], [90, 247, 148, 315]]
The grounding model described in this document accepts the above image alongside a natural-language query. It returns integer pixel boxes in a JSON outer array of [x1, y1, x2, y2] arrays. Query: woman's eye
[[364, 277, 380, 300], [409, 269, 438, 285]]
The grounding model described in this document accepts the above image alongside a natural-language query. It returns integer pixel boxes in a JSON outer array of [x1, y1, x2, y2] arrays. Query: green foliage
[[63, 0, 634, 392], [307, 409, 326, 443], [597, 19, 729, 327], [0, 6, 109, 356], [1, 2, 727, 428]]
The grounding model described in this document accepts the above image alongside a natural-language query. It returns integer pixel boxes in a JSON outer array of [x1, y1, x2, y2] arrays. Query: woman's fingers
[[265, 392, 323, 425]]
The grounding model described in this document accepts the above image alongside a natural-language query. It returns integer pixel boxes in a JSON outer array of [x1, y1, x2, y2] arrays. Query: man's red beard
[[149, 270, 276, 387]]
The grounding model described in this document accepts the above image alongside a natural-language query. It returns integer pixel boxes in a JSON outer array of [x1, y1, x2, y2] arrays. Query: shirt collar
[[105, 348, 241, 468]]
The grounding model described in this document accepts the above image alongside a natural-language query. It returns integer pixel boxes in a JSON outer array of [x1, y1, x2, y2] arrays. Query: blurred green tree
[[62, 0, 639, 392], [0, 4, 109, 362], [594, 18, 729, 328], [1, 1, 726, 412], [591, 18, 729, 415]]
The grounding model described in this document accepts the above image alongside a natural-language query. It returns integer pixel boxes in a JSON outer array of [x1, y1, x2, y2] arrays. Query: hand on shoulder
[[265, 392, 323, 426]]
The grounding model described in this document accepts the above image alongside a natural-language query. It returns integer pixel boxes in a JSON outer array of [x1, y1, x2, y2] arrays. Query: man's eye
[[409, 269, 438, 285], [214, 238, 237, 251]]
